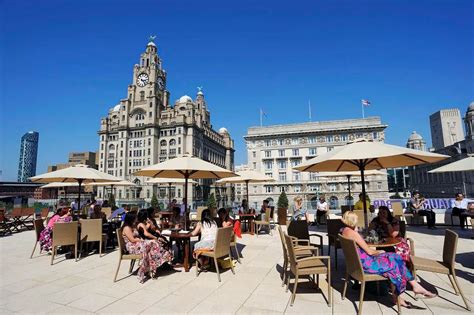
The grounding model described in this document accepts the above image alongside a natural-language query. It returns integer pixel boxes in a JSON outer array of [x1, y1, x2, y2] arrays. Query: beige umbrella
[[318, 170, 387, 200], [41, 182, 80, 188], [135, 155, 237, 225], [31, 164, 122, 210], [216, 170, 274, 211], [147, 178, 198, 210], [429, 156, 474, 196], [85, 180, 137, 201], [294, 139, 449, 227]]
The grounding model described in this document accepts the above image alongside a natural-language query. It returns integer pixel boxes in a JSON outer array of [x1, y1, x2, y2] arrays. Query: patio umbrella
[[318, 170, 387, 200], [294, 139, 449, 228], [146, 178, 198, 210], [429, 156, 474, 196], [216, 170, 275, 211], [30, 164, 121, 212], [135, 155, 237, 228], [41, 182, 80, 206], [85, 180, 137, 200]]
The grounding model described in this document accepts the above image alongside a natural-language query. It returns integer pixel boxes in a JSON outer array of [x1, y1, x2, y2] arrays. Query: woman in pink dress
[[122, 212, 173, 283], [39, 207, 72, 252]]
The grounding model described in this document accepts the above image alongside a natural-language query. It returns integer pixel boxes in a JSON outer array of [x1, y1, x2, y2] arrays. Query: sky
[[1, 0, 473, 181]]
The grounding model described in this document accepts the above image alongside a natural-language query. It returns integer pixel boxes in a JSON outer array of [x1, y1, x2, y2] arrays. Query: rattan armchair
[[284, 233, 332, 307], [114, 227, 141, 282], [326, 218, 345, 269], [339, 234, 401, 315], [410, 229, 470, 311], [195, 226, 235, 282], [51, 221, 79, 265], [30, 219, 45, 258], [287, 220, 323, 254], [79, 219, 106, 258], [254, 207, 273, 236]]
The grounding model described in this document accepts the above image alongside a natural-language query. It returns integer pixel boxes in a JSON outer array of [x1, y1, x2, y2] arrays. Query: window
[[377, 182, 382, 190], [160, 139, 167, 146], [279, 186, 287, 193], [292, 172, 300, 181], [149, 112, 152, 117], [341, 134, 347, 141], [277, 139, 284, 146], [252, 151, 256, 158], [327, 146, 334, 152], [293, 185, 301, 193], [140, 91, 145, 101], [279, 172, 287, 182], [253, 162, 257, 169], [278, 160, 287, 169], [264, 150, 271, 158], [309, 172, 318, 181], [326, 135, 333, 142], [373, 132, 378, 139], [308, 136, 316, 144], [309, 147, 317, 156], [291, 138, 298, 145], [265, 172, 272, 177], [291, 159, 301, 167], [169, 139, 176, 146], [329, 183, 337, 192], [278, 149, 285, 157], [264, 161, 273, 170], [292, 149, 299, 156], [265, 186, 273, 193], [264, 140, 271, 146]]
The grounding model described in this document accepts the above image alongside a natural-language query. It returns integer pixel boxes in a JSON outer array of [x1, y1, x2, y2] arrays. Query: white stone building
[[97, 38, 234, 205], [244, 117, 389, 209], [429, 108, 465, 150]]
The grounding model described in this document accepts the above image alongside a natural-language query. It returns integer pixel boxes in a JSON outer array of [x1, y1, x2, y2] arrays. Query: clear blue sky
[[1, 0, 473, 181]]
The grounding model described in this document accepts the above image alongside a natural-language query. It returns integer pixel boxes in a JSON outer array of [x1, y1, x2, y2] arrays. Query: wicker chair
[[339, 234, 401, 315], [51, 221, 79, 265], [195, 226, 235, 282], [391, 201, 414, 222], [277, 225, 319, 287], [326, 218, 345, 269], [40, 208, 50, 223], [79, 219, 106, 258], [114, 227, 141, 282], [230, 233, 241, 263], [30, 219, 45, 258], [254, 207, 273, 236], [0, 210, 13, 236], [101, 207, 112, 219], [284, 233, 332, 307], [352, 210, 366, 229], [287, 220, 323, 254], [410, 229, 470, 311]]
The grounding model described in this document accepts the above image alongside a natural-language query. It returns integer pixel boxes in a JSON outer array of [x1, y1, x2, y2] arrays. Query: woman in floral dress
[[39, 207, 72, 252], [341, 212, 436, 308], [122, 212, 173, 283]]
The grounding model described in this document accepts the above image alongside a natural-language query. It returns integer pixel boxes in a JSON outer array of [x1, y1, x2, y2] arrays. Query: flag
[[361, 99, 371, 106], [260, 108, 267, 117]]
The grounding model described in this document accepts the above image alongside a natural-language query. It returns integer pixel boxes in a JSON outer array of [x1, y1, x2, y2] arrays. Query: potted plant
[[108, 193, 116, 209], [151, 193, 159, 210], [277, 191, 289, 225], [207, 193, 217, 217]]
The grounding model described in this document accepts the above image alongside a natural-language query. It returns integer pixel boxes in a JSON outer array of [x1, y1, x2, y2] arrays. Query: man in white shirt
[[315, 196, 328, 225], [451, 193, 474, 229]]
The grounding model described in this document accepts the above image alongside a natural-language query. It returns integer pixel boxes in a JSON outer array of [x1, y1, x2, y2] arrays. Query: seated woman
[[90, 204, 107, 223], [122, 212, 173, 283], [369, 206, 410, 262], [291, 196, 309, 223], [191, 209, 218, 268], [170, 206, 184, 229], [218, 208, 241, 238], [39, 207, 73, 253], [146, 207, 161, 232], [341, 212, 436, 308]]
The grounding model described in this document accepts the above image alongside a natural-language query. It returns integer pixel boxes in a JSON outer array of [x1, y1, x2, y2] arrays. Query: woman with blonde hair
[[291, 196, 308, 223], [340, 212, 436, 308]]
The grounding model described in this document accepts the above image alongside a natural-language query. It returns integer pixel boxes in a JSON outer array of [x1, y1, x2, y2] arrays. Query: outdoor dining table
[[366, 237, 401, 249], [237, 213, 255, 235], [168, 231, 194, 272]]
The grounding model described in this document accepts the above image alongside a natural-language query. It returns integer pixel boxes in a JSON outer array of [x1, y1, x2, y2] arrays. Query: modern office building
[[17, 131, 39, 182], [48, 151, 98, 172], [429, 108, 464, 150], [97, 38, 234, 204], [244, 117, 389, 209]]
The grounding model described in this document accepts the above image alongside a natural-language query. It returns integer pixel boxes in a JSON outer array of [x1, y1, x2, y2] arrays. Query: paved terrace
[[0, 225, 472, 314]]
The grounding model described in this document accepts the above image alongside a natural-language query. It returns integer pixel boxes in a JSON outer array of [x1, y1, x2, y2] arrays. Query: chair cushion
[[411, 256, 449, 274], [296, 258, 327, 275]]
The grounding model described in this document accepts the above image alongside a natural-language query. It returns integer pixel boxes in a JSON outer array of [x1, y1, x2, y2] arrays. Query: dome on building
[[468, 101, 474, 112], [112, 104, 121, 112], [408, 131, 423, 141], [178, 95, 193, 103], [218, 127, 229, 135], [147, 41, 156, 47]]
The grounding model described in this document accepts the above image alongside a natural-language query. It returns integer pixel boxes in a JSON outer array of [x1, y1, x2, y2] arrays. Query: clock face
[[137, 73, 149, 87], [157, 77, 164, 90]]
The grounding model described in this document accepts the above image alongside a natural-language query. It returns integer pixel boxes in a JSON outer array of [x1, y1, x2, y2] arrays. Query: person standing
[[354, 193, 370, 210], [315, 196, 328, 225], [451, 193, 474, 229], [410, 192, 436, 229]]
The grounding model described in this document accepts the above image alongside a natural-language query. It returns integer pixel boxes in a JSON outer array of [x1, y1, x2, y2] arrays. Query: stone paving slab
[[0, 225, 472, 314]]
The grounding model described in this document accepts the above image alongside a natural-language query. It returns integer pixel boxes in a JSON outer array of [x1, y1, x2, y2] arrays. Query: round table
[[169, 231, 193, 272], [237, 214, 256, 235], [367, 237, 401, 248]]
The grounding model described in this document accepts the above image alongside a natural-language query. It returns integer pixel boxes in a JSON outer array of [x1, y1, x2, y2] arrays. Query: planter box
[[278, 208, 287, 225]]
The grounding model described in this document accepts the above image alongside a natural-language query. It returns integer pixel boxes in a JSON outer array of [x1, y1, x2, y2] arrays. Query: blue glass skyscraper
[[17, 131, 39, 182]]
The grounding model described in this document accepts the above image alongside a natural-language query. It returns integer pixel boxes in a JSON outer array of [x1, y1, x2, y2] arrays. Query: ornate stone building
[[406, 131, 427, 151], [98, 38, 234, 204], [244, 117, 389, 209]]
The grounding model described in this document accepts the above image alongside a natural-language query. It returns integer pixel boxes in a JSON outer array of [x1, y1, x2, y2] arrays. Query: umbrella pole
[[347, 175, 352, 205], [169, 183, 172, 211], [246, 180, 249, 213], [77, 179, 83, 219], [462, 172, 467, 197], [184, 174, 189, 231], [358, 165, 368, 229]]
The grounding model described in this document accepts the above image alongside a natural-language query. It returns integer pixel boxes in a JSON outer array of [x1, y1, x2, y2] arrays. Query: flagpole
[[362, 102, 365, 118], [260, 108, 263, 127], [308, 100, 312, 122]]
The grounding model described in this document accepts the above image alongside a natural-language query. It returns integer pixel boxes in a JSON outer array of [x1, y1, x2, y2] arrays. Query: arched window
[[169, 139, 176, 146], [160, 139, 167, 147]]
